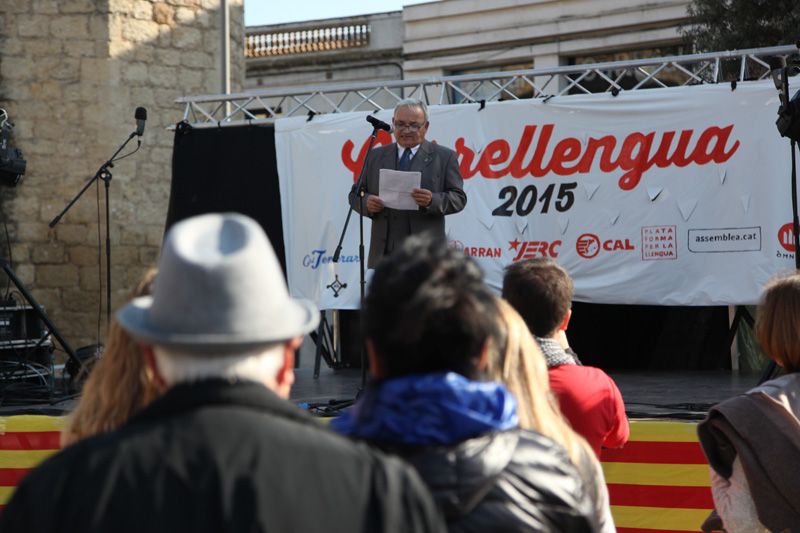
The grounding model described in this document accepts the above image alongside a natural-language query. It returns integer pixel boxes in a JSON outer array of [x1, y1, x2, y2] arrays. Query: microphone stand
[[332, 122, 382, 395], [50, 130, 140, 329]]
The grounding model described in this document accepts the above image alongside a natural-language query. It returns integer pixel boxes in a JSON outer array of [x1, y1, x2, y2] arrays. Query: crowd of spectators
[[1, 214, 441, 533], [2, 212, 796, 531]]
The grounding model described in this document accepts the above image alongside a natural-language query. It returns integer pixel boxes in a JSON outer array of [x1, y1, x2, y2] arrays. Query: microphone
[[135, 107, 147, 136], [366, 114, 391, 132]]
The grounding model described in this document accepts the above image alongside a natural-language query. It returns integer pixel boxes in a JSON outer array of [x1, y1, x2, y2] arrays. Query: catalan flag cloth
[[0, 416, 63, 511], [600, 420, 714, 533]]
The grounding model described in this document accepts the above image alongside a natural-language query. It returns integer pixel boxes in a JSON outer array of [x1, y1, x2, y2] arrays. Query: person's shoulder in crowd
[[548, 362, 619, 389], [548, 363, 629, 455], [386, 427, 596, 533], [3, 383, 442, 533]]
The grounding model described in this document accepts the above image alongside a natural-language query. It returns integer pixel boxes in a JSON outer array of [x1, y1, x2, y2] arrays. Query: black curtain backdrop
[[166, 124, 286, 274], [569, 303, 731, 370]]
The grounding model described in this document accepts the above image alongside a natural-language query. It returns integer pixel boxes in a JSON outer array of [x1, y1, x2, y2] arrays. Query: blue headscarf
[[331, 372, 518, 446]]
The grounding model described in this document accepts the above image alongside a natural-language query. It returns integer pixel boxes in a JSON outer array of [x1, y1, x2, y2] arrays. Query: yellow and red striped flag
[[601, 420, 714, 533], [0, 416, 62, 511]]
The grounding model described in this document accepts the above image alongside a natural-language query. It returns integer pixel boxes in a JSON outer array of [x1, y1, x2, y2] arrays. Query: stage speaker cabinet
[[0, 304, 53, 369]]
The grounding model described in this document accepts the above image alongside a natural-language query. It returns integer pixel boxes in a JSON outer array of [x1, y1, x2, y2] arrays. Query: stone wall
[[0, 0, 244, 350]]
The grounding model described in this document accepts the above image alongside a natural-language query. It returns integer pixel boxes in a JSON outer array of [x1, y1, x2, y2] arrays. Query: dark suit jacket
[[0, 380, 444, 533], [349, 140, 466, 268]]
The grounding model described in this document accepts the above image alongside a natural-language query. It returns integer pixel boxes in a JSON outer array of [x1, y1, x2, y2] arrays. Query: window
[[566, 45, 688, 94]]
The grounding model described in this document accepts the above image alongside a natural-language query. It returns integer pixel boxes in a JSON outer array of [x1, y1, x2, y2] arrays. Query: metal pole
[[221, 0, 231, 118]]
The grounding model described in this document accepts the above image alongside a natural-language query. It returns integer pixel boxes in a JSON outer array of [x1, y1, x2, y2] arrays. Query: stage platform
[[610, 369, 756, 419], [0, 359, 759, 419], [290, 362, 758, 420]]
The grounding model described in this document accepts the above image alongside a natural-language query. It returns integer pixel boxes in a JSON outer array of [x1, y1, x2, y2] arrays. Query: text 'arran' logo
[[449, 240, 502, 258]]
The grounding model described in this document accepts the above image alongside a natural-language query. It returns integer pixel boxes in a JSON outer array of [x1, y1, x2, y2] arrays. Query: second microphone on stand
[[135, 107, 147, 137]]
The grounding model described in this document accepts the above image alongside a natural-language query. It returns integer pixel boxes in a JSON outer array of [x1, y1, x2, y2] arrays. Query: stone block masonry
[[0, 0, 244, 349]]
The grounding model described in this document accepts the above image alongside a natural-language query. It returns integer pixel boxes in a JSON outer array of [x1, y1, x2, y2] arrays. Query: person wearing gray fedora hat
[[117, 211, 319, 351], [0, 213, 443, 533]]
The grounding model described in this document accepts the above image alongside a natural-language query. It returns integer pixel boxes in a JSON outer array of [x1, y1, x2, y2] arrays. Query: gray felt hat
[[116, 212, 319, 352]]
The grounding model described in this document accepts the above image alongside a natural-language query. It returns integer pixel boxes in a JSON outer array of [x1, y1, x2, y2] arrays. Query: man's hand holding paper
[[410, 188, 432, 207]]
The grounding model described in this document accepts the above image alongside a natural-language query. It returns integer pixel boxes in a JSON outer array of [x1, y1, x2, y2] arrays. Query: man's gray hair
[[153, 343, 285, 387], [394, 98, 429, 122]]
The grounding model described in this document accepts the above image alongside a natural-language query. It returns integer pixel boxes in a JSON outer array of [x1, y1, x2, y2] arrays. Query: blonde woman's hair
[[61, 268, 158, 446], [756, 272, 800, 373], [487, 298, 594, 467]]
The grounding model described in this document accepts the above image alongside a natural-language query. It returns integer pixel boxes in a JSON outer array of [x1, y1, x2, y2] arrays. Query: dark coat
[[349, 140, 467, 268], [0, 380, 444, 533], [380, 429, 598, 532], [697, 374, 800, 532]]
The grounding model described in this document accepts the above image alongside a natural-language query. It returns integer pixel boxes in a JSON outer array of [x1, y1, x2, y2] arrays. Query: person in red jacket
[[503, 258, 629, 456]]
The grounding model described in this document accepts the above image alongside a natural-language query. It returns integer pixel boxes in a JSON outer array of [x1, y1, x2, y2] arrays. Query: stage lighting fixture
[[772, 64, 800, 143], [0, 109, 26, 187]]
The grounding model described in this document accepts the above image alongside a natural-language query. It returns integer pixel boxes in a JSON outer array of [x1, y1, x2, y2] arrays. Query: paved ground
[[0, 334, 758, 420], [294, 337, 757, 420], [610, 369, 754, 420]]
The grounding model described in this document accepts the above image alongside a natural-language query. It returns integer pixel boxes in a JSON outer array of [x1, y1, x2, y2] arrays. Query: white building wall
[[402, 0, 690, 77], [242, 1, 692, 111]]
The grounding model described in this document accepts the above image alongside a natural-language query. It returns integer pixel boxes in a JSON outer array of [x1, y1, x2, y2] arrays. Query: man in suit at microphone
[[349, 98, 466, 268]]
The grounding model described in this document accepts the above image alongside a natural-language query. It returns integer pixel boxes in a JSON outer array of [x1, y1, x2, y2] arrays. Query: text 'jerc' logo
[[576, 233, 634, 259], [778, 223, 795, 252], [510, 239, 561, 261]]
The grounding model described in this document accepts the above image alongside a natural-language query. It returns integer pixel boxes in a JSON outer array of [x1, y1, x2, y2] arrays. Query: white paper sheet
[[378, 169, 422, 210]]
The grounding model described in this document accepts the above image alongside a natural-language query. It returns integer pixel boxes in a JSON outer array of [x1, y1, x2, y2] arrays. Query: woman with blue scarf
[[332, 235, 597, 532]]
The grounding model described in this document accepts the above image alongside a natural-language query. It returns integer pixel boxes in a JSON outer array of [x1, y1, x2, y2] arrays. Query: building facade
[[244, 0, 691, 105]]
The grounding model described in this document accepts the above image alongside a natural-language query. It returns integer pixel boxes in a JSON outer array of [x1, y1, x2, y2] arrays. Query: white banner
[[276, 80, 797, 309]]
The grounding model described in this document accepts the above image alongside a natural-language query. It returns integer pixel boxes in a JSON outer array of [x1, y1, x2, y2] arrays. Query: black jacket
[[381, 429, 598, 532], [0, 380, 444, 533]]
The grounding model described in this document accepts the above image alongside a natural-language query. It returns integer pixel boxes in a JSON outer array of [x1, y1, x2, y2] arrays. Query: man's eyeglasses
[[394, 122, 424, 131]]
